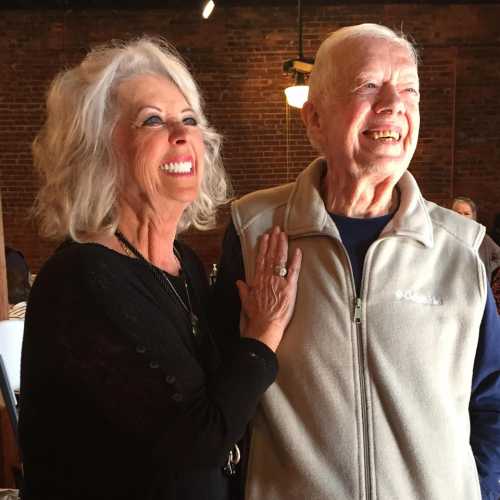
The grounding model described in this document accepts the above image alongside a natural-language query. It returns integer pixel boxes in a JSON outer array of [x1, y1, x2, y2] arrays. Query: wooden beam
[[0, 193, 8, 321]]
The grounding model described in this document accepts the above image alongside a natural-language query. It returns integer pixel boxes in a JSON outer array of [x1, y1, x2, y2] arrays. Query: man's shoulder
[[425, 200, 485, 250], [232, 157, 327, 234], [232, 182, 294, 231]]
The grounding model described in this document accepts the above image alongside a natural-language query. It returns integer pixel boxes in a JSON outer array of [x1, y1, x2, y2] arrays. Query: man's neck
[[322, 165, 400, 218]]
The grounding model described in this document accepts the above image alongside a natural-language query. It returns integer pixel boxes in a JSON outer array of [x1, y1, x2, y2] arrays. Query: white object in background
[[202, 0, 215, 19], [0, 489, 19, 499], [0, 320, 24, 392]]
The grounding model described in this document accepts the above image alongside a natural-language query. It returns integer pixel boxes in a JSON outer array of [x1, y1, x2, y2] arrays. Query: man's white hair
[[303, 23, 419, 152], [308, 23, 419, 106]]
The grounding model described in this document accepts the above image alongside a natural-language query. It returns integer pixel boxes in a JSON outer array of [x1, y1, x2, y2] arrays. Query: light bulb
[[202, 0, 215, 19], [285, 85, 309, 109]]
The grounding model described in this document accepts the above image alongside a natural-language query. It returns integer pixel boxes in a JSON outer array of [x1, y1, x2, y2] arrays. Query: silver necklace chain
[[115, 230, 200, 338]]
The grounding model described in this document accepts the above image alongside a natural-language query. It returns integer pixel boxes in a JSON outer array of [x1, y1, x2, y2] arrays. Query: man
[[212, 24, 500, 499], [451, 196, 500, 283]]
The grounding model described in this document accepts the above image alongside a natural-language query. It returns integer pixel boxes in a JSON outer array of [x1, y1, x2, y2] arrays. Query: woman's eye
[[365, 82, 377, 89], [183, 116, 198, 127], [142, 115, 164, 127]]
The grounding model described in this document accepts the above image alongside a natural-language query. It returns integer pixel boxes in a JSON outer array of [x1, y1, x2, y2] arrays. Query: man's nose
[[373, 84, 405, 115]]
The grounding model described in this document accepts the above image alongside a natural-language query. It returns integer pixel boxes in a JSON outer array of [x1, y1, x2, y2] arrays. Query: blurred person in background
[[492, 268, 500, 314], [452, 196, 500, 284], [491, 212, 500, 246], [5, 246, 31, 320]]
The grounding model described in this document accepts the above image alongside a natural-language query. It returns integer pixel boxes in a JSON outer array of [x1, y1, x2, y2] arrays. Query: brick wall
[[0, 3, 499, 272]]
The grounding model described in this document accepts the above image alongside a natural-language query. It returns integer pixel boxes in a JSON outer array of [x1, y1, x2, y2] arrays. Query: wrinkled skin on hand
[[237, 226, 302, 352]]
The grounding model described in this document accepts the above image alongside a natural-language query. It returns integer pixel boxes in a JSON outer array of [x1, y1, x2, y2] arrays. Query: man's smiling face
[[316, 36, 420, 180]]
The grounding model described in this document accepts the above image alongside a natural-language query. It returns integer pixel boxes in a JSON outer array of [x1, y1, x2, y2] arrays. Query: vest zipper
[[353, 297, 371, 500], [354, 297, 362, 324]]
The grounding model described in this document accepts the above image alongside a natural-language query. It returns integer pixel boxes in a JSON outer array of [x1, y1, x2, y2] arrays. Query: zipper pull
[[353, 297, 362, 324]]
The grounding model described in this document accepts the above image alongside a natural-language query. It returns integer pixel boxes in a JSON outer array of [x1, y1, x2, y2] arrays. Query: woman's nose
[[167, 120, 188, 144]]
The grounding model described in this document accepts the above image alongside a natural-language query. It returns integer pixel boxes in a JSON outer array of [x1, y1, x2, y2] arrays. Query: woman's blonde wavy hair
[[33, 37, 230, 242]]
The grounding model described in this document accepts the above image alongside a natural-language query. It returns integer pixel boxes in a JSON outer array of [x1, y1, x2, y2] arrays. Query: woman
[[20, 38, 301, 500]]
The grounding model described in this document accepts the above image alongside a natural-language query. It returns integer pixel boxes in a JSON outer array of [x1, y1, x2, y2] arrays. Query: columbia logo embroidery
[[395, 290, 443, 306]]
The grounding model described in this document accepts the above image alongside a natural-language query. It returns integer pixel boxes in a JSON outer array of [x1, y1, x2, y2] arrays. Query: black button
[[136, 345, 146, 354], [172, 393, 183, 402], [149, 360, 159, 369], [165, 375, 176, 384]]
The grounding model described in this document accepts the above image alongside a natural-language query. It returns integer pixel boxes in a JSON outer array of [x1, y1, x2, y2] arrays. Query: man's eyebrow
[[355, 71, 377, 80], [354, 68, 418, 79], [353, 71, 380, 84], [399, 68, 419, 78]]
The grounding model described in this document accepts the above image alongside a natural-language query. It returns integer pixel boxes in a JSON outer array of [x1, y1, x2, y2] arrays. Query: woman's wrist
[[242, 320, 284, 352]]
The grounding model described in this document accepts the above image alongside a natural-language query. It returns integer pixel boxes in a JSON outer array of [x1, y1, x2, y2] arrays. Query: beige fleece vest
[[232, 158, 487, 500]]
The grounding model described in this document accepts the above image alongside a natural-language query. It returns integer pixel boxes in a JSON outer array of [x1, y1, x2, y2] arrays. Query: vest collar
[[284, 157, 434, 248]]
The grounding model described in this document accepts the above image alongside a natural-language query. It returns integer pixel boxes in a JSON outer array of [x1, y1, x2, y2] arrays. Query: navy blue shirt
[[212, 220, 500, 500], [330, 212, 392, 296]]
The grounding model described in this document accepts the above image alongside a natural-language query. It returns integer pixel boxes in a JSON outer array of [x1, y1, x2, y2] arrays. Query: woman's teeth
[[160, 161, 193, 173]]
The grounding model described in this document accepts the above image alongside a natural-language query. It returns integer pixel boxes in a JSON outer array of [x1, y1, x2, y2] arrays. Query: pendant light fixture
[[283, 0, 314, 108]]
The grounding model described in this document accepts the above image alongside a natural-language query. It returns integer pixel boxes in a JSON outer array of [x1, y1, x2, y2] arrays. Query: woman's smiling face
[[113, 73, 205, 209]]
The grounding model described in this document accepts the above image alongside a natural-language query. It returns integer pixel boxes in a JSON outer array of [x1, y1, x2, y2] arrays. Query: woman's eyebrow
[[134, 105, 195, 115], [136, 104, 162, 114]]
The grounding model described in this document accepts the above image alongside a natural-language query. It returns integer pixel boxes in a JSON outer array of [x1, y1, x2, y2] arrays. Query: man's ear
[[301, 100, 318, 128], [301, 100, 323, 149]]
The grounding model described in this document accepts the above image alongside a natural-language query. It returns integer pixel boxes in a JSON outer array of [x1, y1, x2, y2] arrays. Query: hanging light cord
[[298, 0, 303, 60], [286, 100, 290, 182]]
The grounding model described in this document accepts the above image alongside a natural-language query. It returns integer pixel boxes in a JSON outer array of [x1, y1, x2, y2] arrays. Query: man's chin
[[358, 156, 410, 178]]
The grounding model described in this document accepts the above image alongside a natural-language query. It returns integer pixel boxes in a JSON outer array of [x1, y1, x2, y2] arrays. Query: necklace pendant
[[191, 313, 199, 337]]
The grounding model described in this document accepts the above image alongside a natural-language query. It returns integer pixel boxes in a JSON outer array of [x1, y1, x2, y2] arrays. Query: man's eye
[[183, 116, 198, 126], [142, 115, 164, 127], [365, 82, 377, 89], [405, 87, 419, 95]]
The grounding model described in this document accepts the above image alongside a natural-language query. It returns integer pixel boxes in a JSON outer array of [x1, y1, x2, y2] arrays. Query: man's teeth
[[160, 161, 193, 173], [367, 130, 400, 141]]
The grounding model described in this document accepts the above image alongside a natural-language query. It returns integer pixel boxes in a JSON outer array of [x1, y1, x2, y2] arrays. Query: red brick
[[0, 4, 499, 272]]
